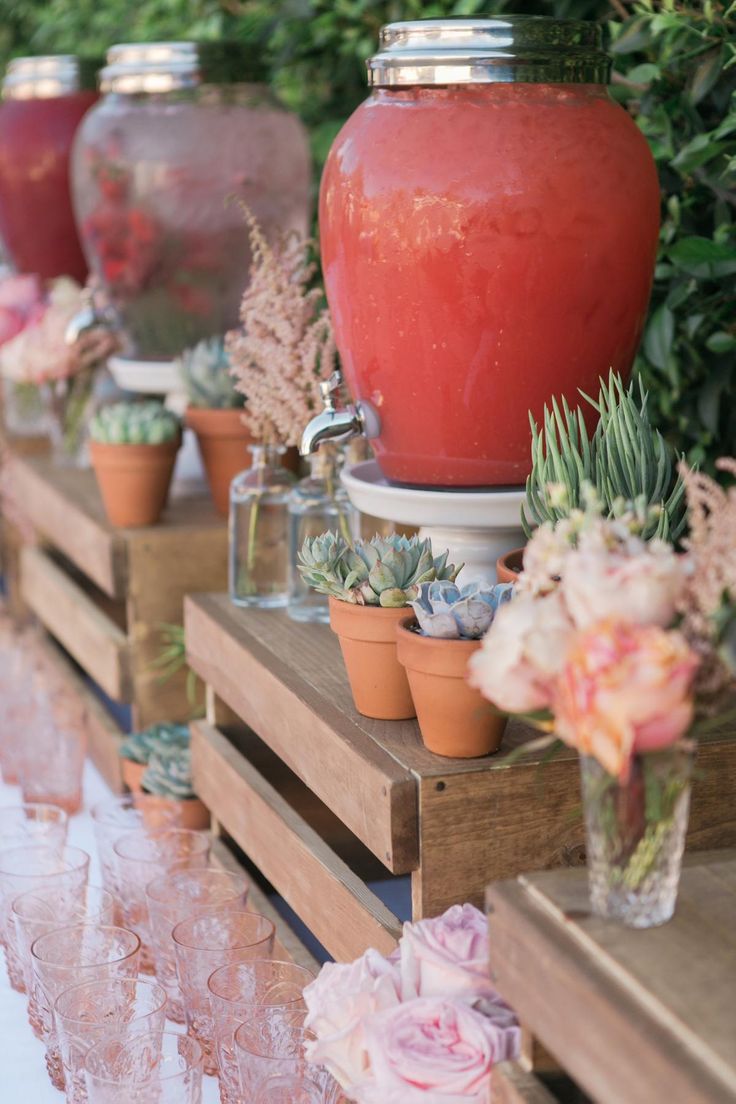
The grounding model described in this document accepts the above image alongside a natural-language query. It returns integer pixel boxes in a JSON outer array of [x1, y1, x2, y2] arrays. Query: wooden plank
[[412, 763, 585, 918], [191, 721, 402, 961], [10, 455, 126, 596], [185, 596, 418, 873], [486, 853, 736, 1104], [491, 1064, 557, 1104], [36, 634, 125, 793], [21, 546, 132, 702]]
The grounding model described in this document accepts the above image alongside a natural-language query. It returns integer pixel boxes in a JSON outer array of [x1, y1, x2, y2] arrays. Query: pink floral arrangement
[[0, 273, 45, 348], [304, 904, 520, 1103], [0, 277, 88, 385], [469, 475, 736, 780]]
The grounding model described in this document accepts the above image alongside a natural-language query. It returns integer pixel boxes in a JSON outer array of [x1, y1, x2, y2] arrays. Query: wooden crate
[[486, 850, 736, 1104], [7, 453, 227, 790], [185, 595, 736, 955]]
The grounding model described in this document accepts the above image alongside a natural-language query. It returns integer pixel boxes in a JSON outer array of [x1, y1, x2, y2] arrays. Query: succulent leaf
[[90, 401, 180, 446], [410, 580, 513, 639], [178, 337, 243, 410]]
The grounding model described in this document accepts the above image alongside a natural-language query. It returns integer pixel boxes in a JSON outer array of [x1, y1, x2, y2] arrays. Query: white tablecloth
[[0, 760, 221, 1103]]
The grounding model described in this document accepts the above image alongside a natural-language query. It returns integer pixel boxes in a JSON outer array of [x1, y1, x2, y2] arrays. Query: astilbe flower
[[225, 206, 336, 446]]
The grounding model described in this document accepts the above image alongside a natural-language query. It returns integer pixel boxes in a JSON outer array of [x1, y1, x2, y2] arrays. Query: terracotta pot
[[185, 406, 253, 516], [121, 758, 146, 793], [496, 547, 525, 585], [139, 790, 211, 830], [90, 437, 180, 528], [396, 617, 506, 758], [329, 597, 415, 720]]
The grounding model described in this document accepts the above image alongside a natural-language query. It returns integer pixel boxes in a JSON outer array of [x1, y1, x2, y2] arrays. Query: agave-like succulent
[[522, 371, 687, 543], [178, 337, 243, 410], [411, 579, 513, 639], [90, 401, 180, 445], [298, 532, 462, 608], [142, 746, 195, 800], [119, 722, 190, 766]]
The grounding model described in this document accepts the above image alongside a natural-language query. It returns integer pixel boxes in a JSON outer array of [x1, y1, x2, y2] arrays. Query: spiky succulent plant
[[90, 401, 180, 445], [142, 746, 195, 800], [119, 723, 190, 766], [522, 371, 687, 544], [298, 532, 462, 608], [411, 580, 513, 640], [178, 337, 243, 410]]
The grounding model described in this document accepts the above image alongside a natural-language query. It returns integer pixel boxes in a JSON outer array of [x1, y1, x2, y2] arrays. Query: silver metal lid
[[2, 55, 99, 100], [100, 41, 266, 94], [367, 17, 610, 87]]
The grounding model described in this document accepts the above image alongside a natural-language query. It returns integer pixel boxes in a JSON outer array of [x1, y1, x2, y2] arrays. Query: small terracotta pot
[[139, 790, 211, 830], [185, 406, 253, 516], [329, 597, 416, 720], [121, 758, 146, 794], [496, 546, 525, 584], [90, 437, 181, 528], [396, 617, 506, 758]]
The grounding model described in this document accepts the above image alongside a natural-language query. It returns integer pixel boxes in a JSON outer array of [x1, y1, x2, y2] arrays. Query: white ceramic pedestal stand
[[341, 460, 526, 585]]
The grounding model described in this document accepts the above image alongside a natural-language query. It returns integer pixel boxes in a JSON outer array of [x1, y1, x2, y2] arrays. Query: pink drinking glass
[[31, 923, 141, 1091], [0, 629, 36, 784], [113, 828, 211, 973], [13, 884, 115, 1037], [91, 795, 185, 923], [19, 717, 86, 815], [84, 1030, 203, 1104], [235, 1015, 342, 1103], [172, 909, 276, 1075], [0, 842, 90, 990], [55, 977, 168, 1104], [0, 802, 69, 851], [146, 867, 249, 1023], [209, 959, 314, 1104]]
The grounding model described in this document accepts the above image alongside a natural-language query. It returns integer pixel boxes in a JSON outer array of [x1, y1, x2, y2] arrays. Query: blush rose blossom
[[554, 619, 699, 780], [399, 904, 494, 1003]]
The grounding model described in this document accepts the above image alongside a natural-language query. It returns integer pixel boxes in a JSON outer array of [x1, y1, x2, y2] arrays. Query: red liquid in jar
[[0, 93, 96, 282], [320, 84, 660, 487]]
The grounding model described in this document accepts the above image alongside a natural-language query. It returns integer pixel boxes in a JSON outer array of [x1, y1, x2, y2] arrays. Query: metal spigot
[[300, 370, 379, 457], [64, 287, 117, 346]]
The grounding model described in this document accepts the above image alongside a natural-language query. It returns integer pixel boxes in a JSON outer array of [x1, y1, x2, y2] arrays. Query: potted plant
[[89, 401, 181, 527], [298, 532, 461, 720], [140, 745, 210, 831], [118, 722, 190, 794], [179, 337, 251, 517], [397, 580, 512, 758], [499, 372, 687, 583]]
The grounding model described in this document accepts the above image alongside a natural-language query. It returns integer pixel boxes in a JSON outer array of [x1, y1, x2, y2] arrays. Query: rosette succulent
[[90, 401, 180, 445], [178, 337, 243, 410], [298, 532, 462, 608], [411, 580, 514, 640], [119, 722, 190, 766], [142, 746, 196, 800]]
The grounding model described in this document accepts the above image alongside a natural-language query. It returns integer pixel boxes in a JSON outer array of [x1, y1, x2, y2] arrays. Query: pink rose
[[304, 949, 401, 1089], [554, 619, 699, 779], [399, 904, 492, 1003], [358, 997, 516, 1104], [468, 590, 576, 713]]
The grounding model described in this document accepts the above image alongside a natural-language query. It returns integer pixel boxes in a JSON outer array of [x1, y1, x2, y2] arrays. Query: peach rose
[[554, 620, 699, 779], [468, 590, 576, 713], [399, 904, 493, 1003]]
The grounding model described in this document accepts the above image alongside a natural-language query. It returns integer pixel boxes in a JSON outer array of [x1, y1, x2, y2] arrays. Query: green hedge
[[2, 0, 734, 469]]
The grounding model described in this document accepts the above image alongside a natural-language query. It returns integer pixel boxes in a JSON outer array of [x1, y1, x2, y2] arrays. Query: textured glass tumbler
[[113, 828, 211, 972], [13, 884, 114, 1037], [19, 720, 86, 815], [31, 924, 141, 1091], [91, 796, 185, 924], [0, 843, 90, 991], [0, 803, 69, 852], [172, 910, 276, 1075], [209, 958, 313, 1104], [55, 977, 168, 1104], [84, 1030, 203, 1104], [581, 747, 693, 928], [235, 1016, 340, 1103], [146, 867, 249, 1023]]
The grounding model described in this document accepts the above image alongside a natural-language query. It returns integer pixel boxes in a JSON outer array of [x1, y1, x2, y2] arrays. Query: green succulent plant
[[522, 372, 687, 544], [90, 401, 180, 445], [119, 723, 190, 766], [178, 337, 244, 410], [142, 746, 195, 800], [298, 532, 462, 608]]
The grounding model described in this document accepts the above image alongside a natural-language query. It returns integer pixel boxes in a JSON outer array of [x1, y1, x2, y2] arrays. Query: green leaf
[[669, 237, 736, 279], [688, 49, 724, 105], [671, 134, 727, 174], [706, 331, 736, 354], [643, 305, 675, 371], [627, 63, 660, 84]]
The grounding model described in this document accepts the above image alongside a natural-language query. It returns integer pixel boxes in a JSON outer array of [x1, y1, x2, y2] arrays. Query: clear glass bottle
[[287, 447, 359, 623], [229, 445, 296, 609]]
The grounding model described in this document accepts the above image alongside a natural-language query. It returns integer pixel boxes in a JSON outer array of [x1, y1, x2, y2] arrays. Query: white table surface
[[0, 760, 220, 1103]]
